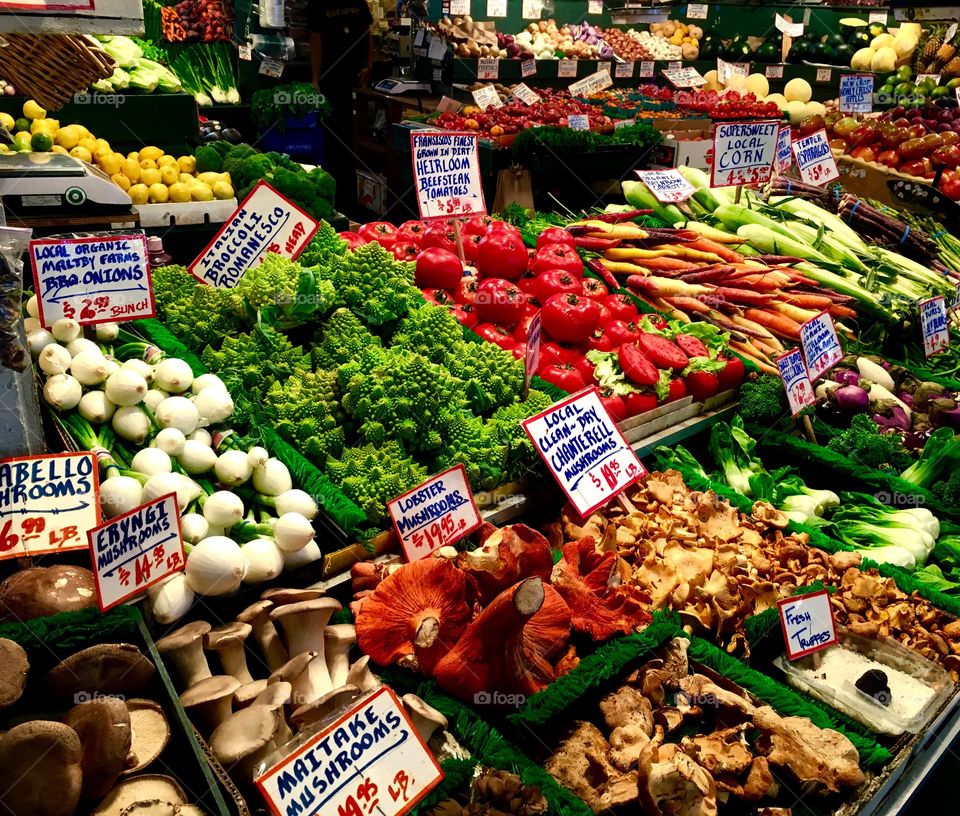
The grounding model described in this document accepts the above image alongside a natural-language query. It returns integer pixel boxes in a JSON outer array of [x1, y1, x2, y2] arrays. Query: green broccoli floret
[[932, 470, 960, 507], [201, 325, 306, 400], [310, 197, 334, 220], [489, 389, 554, 480], [392, 303, 466, 365], [194, 144, 225, 174], [459, 341, 525, 413], [826, 413, 913, 472], [222, 143, 260, 176], [312, 307, 382, 369], [269, 167, 316, 210], [299, 221, 347, 269], [434, 411, 506, 491], [739, 375, 788, 426], [231, 154, 277, 192], [265, 151, 301, 172], [150, 264, 196, 316], [331, 241, 418, 326]]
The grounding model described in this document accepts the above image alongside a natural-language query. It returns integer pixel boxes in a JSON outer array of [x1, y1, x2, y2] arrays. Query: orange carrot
[[685, 238, 746, 263], [743, 308, 802, 340], [829, 304, 858, 320], [783, 292, 834, 309], [729, 340, 779, 374], [664, 295, 711, 314]]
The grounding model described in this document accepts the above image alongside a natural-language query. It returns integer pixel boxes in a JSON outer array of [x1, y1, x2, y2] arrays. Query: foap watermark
[[74, 690, 125, 704], [875, 491, 926, 507], [73, 91, 126, 109], [473, 690, 526, 708], [473, 490, 525, 512], [274, 89, 327, 108], [675, 690, 718, 707]]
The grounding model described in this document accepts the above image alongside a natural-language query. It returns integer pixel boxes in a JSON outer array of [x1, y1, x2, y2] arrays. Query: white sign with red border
[[662, 66, 706, 88], [0, 452, 100, 560], [188, 181, 319, 288], [775, 348, 815, 417], [717, 58, 749, 85], [778, 589, 838, 660], [522, 386, 646, 517], [800, 310, 843, 380], [567, 114, 590, 131], [30, 233, 152, 327], [411, 131, 486, 220], [477, 58, 499, 80], [635, 168, 697, 203], [388, 464, 482, 561], [920, 295, 950, 358], [792, 129, 839, 187], [524, 311, 542, 395], [471, 84, 503, 110], [88, 493, 185, 612], [615, 61, 634, 78], [521, 58, 536, 78], [255, 686, 444, 816], [512, 83, 542, 106], [711, 120, 779, 187], [775, 124, 793, 174], [686, 2, 708, 19], [639, 61, 655, 78], [765, 64, 784, 79]]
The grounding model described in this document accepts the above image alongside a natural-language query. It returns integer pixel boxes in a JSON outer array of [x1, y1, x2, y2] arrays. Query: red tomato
[[618, 343, 659, 385], [571, 354, 596, 384], [421, 221, 459, 253], [463, 233, 482, 263], [395, 220, 426, 244], [516, 272, 539, 296], [646, 313, 669, 330], [463, 215, 495, 236], [585, 327, 614, 352], [392, 242, 419, 262], [607, 320, 642, 347], [512, 342, 526, 361], [581, 278, 609, 300], [623, 391, 657, 417], [942, 175, 960, 201], [535, 226, 576, 250], [339, 231, 367, 249], [452, 303, 478, 328], [484, 221, 522, 241], [538, 363, 586, 393], [422, 288, 457, 307], [603, 294, 640, 322], [531, 244, 585, 279], [357, 222, 397, 248], [541, 293, 601, 344], [476, 231, 529, 280], [474, 278, 526, 325], [473, 322, 518, 351], [531, 269, 582, 302], [513, 313, 538, 342], [415, 247, 463, 291], [598, 389, 626, 422], [716, 356, 745, 391], [539, 341, 580, 368], [684, 370, 720, 402], [457, 275, 479, 304], [665, 378, 687, 404]]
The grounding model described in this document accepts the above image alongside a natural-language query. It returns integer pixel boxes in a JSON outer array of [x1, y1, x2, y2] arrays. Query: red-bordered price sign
[[778, 590, 838, 660], [411, 131, 486, 220]]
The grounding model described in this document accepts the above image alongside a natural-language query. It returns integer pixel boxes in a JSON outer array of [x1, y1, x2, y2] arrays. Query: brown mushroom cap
[[0, 566, 96, 622], [234, 679, 269, 709], [260, 588, 325, 605], [290, 684, 360, 730], [180, 675, 241, 734], [91, 775, 186, 816], [0, 720, 83, 816], [64, 696, 133, 799], [0, 637, 29, 708], [123, 699, 171, 776], [254, 681, 293, 709], [120, 803, 178, 816], [48, 643, 156, 700], [156, 621, 211, 653], [204, 621, 252, 650], [209, 705, 279, 767]]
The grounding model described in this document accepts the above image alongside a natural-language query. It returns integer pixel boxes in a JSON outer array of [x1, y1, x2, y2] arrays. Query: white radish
[[51, 318, 80, 343], [23, 317, 40, 334], [252, 458, 292, 496], [155, 396, 200, 435], [194, 386, 234, 426], [39, 343, 72, 375], [202, 490, 245, 527], [148, 573, 195, 624], [272, 513, 314, 553], [143, 472, 199, 509], [247, 447, 269, 468], [105, 369, 149, 406], [112, 406, 151, 445], [100, 476, 144, 518], [77, 390, 116, 424], [178, 440, 216, 474], [43, 374, 82, 411], [143, 389, 168, 412], [272, 489, 318, 520], [154, 358, 193, 393], [131, 448, 173, 477], [282, 539, 322, 570], [188, 428, 212, 447], [25, 295, 39, 319], [214, 450, 252, 486], [241, 539, 284, 584], [70, 350, 110, 385], [27, 329, 56, 359], [154, 427, 186, 457]]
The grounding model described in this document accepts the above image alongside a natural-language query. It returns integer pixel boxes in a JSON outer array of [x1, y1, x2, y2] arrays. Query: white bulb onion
[[191, 373, 226, 394], [100, 476, 144, 518], [25, 295, 39, 319], [273, 489, 318, 520], [241, 538, 284, 583], [121, 359, 155, 384], [154, 427, 186, 456], [214, 450, 252, 486], [178, 439, 216, 474], [282, 539, 322, 570], [247, 446, 269, 468], [185, 536, 245, 595], [43, 374, 82, 411], [27, 329, 55, 358], [112, 406, 151, 445], [154, 358, 194, 393], [253, 458, 292, 496], [143, 389, 168, 412], [102, 357, 120, 377], [272, 512, 314, 553], [155, 396, 200, 435], [181, 512, 210, 544], [143, 472, 199, 511], [194, 386, 234, 426], [23, 317, 40, 334], [188, 428, 212, 447], [202, 490, 245, 527], [148, 573, 195, 624], [66, 337, 100, 358], [39, 343, 72, 375], [105, 369, 149, 407], [131, 448, 172, 477], [77, 390, 116, 424], [51, 318, 80, 343], [70, 349, 110, 385], [95, 322, 120, 342]]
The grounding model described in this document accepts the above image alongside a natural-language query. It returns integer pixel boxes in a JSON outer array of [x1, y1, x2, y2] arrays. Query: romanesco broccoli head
[[333, 241, 418, 326]]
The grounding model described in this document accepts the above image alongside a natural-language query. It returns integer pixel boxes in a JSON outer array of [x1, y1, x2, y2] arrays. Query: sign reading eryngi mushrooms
[[411, 131, 486, 220], [920, 295, 950, 358], [29, 233, 153, 327], [388, 464, 482, 561], [777, 589, 838, 659], [87, 493, 186, 612], [188, 181, 320, 288], [711, 120, 779, 187], [775, 348, 815, 417], [522, 387, 646, 517], [0, 452, 99, 560], [255, 686, 444, 816], [799, 310, 843, 380]]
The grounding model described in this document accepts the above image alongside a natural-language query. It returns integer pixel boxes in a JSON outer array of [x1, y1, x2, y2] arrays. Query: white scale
[[0, 153, 131, 215], [374, 77, 432, 95]]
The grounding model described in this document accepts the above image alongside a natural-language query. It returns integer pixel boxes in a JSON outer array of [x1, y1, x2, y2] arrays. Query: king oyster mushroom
[[92, 775, 187, 816]]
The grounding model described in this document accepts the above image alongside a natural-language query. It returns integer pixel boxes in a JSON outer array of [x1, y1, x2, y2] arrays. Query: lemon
[[22, 100, 45, 120], [140, 168, 162, 186], [55, 126, 80, 150], [95, 138, 110, 152], [94, 146, 113, 163], [127, 151, 139, 161], [51, 145, 68, 155], [13, 132, 32, 151], [30, 132, 53, 152], [147, 182, 169, 203], [69, 146, 93, 163], [78, 137, 98, 154], [177, 155, 197, 174], [139, 158, 158, 170], [139, 146, 163, 162], [191, 183, 214, 202], [29, 118, 53, 135], [110, 172, 131, 192], [159, 164, 179, 185], [0, 113, 13, 132], [168, 182, 192, 203], [157, 155, 177, 167], [128, 183, 149, 205], [196, 171, 221, 187], [178, 172, 194, 185], [0, 144, 8, 154], [212, 180, 235, 200], [121, 158, 141, 182], [99, 154, 121, 176], [73, 124, 91, 139]]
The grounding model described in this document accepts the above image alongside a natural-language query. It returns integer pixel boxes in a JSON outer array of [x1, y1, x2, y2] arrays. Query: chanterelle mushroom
[[64, 696, 132, 799], [0, 637, 29, 709], [0, 720, 83, 816], [156, 622, 213, 690]]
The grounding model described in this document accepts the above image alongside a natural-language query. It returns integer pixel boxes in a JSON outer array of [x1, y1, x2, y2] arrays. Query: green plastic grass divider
[[135, 318, 208, 378], [0, 605, 141, 649]]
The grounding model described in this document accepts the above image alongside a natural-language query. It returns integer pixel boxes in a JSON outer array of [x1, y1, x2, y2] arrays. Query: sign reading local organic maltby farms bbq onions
[[0, 452, 100, 560], [411, 131, 486, 220], [522, 387, 646, 517], [188, 181, 319, 288]]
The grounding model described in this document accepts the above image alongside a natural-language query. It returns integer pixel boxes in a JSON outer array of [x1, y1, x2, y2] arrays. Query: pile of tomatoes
[[675, 89, 782, 119]]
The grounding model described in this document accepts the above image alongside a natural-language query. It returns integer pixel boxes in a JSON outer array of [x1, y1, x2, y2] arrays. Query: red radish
[[674, 333, 709, 358], [637, 333, 688, 371], [618, 343, 659, 386]]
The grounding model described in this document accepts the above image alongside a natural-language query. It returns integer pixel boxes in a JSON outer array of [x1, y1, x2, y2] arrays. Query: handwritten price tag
[[662, 66, 706, 88], [189, 181, 319, 288], [523, 387, 646, 517], [717, 58, 749, 85], [588, 0, 603, 13], [778, 590, 838, 660], [88, 493, 185, 612], [775, 124, 793, 174], [471, 84, 502, 110], [711, 120, 779, 187], [487, 0, 507, 15], [30, 234, 152, 327], [792, 129, 839, 187], [868, 10, 887, 25], [411, 131, 486, 220], [570, 68, 613, 97], [839, 74, 874, 114], [639, 61, 655, 78], [259, 58, 284, 78], [521, 58, 536, 77], [920, 296, 949, 358], [477, 57, 499, 80], [449, 0, 470, 13], [521, 0, 541, 19], [512, 83, 541, 105], [800, 310, 843, 380], [0, 452, 99, 561], [524, 312, 542, 396], [775, 13, 803, 37], [615, 61, 634, 78], [776, 348, 814, 417], [765, 64, 784, 79], [558, 59, 577, 78], [635, 168, 697, 203], [686, 3, 708, 19], [816, 67, 832, 83], [567, 114, 590, 131]]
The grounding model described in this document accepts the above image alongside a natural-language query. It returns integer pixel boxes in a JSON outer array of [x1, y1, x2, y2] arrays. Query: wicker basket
[[0, 33, 114, 111]]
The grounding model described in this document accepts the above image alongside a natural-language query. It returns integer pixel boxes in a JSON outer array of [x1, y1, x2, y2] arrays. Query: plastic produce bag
[[0, 226, 34, 372]]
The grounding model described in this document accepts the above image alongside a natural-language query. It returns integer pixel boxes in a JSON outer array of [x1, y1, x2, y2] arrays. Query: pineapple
[[920, 35, 943, 72], [934, 42, 957, 70], [945, 56, 960, 79]]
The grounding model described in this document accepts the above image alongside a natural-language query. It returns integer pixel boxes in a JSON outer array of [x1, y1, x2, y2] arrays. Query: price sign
[[471, 84, 503, 110], [524, 311, 542, 396], [189, 181, 319, 288], [778, 590, 838, 660], [449, 0, 470, 13], [388, 464, 482, 561], [775, 348, 814, 417], [558, 59, 577, 78], [765, 64, 784, 79], [635, 168, 697, 203], [521, 58, 536, 77], [816, 67, 832, 83], [920, 295, 950, 358], [238, 43, 252, 61], [662, 66, 706, 88], [569, 68, 613, 96], [512, 83, 541, 105], [800, 310, 843, 380], [868, 11, 887, 25], [667, 61, 682, 70], [522, 387, 646, 517], [411, 131, 486, 220], [711, 120, 779, 187], [487, 0, 507, 15], [717, 58, 749, 85], [30, 233, 152, 327], [88, 493, 185, 612], [792, 129, 839, 187], [947, 23, 958, 45], [0, 452, 99, 561], [477, 57, 499, 80], [259, 58, 284, 78], [839, 74, 874, 113], [949, 283, 960, 315], [614, 118, 636, 129], [775, 124, 793, 174], [522, 0, 541, 19], [256, 686, 443, 816], [588, 0, 603, 13], [437, 96, 462, 113], [639, 61, 655, 78], [686, 3, 708, 19], [615, 61, 634, 78], [427, 36, 448, 62], [567, 114, 590, 131], [775, 13, 803, 37]]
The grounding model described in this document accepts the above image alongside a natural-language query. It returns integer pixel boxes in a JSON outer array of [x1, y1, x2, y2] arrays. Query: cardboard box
[[649, 119, 712, 171], [356, 169, 388, 215]]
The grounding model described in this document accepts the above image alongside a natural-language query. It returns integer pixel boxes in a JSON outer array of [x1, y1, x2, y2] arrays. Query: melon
[[765, 93, 788, 109], [744, 73, 769, 97], [851, 47, 875, 71], [871, 32, 895, 51], [893, 34, 918, 58], [899, 22, 922, 39], [784, 100, 807, 125], [806, 101, 827, 118], [725, 74, 748, 92], [784, 77, 813, 103], [870, 46, 897, 72]]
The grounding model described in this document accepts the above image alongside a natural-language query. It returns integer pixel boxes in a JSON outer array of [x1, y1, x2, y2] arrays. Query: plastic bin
[[260, 111, 325, 162]]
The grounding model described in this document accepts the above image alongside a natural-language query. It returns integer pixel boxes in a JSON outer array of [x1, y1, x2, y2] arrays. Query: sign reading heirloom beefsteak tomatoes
[[523, 387, 646, 517], [30, 234, 153, 327], [778, 589, 838, 660], [188, 181, 319, 288], [775, 348, 815, 417], [0, 453, 99, 560], [88, 493, 185, 612], [388, 464, 482, 562], [800, 311, 843, 380], [792, 129, 839, 186], [711, 120, 779, 187], [255, 686, 443, 816], [411, 131, 486, 220]]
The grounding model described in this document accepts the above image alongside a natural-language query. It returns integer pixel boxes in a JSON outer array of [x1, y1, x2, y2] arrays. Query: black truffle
[[855, 668, 892, 706]]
